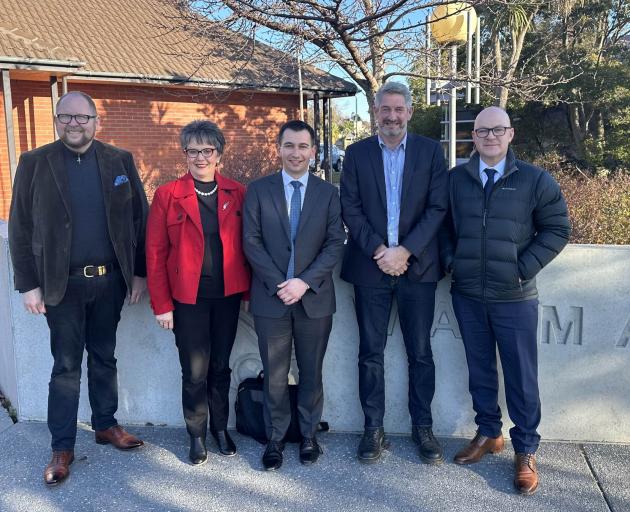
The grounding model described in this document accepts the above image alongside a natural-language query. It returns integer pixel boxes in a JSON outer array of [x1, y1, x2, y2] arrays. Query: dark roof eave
[[0, 56, 85, 71], [69, 70, 357, 97]]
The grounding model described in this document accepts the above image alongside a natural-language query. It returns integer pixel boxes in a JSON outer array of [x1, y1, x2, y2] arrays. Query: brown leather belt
[[69, 263, 117, 278]]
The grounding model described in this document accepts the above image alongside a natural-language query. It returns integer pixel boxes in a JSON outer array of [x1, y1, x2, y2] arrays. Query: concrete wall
[[0, 223, 18, 408], [1, 222, 629, 442]]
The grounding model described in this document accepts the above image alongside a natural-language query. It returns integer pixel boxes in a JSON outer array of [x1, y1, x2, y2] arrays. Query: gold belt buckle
[[83, 265, 107, 278]]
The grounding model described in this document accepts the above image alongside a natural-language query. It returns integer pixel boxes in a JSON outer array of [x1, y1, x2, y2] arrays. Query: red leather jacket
[[146, 172, 250, 315]]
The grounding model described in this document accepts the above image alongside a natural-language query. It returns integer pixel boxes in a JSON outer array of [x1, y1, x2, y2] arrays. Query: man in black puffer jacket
[[441, 107, 570, 496]]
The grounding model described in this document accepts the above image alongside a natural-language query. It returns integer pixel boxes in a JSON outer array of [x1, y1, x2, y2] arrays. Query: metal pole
[[466, 12, 473, 104], [61, 76, 68, 95], [355, 95, 358, 141], [2, 69, 18, 186], [297, 50, 304, 121], [426, 16, 432, 105], [475, 17, 481, 104], [436, 48, 442, 107], [449, 46, 457, 169]]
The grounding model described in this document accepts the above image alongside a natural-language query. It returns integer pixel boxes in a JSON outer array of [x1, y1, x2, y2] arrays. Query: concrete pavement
[[0, 413, 628, 512]]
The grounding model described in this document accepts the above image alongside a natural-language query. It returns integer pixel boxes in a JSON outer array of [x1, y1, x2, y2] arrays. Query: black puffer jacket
[[441, 149, 571, 302]]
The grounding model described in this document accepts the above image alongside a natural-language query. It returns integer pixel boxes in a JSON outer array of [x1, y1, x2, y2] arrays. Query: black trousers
[[354, 278, 437, 428], [452, 293, 541, 453], [172, 294, 242, 437], [255, 304, 332, 441], [44, 271, 127, 451]]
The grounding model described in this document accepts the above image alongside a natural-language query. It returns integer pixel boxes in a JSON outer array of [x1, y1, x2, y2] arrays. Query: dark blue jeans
[[44, 270, 126, 451], [452, 293, 541, 453], [354, 278, 437, 428]]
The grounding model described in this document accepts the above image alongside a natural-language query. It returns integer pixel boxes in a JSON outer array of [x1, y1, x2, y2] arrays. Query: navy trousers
[[354, 278, 437, 428], [451, 293, 541, 453]]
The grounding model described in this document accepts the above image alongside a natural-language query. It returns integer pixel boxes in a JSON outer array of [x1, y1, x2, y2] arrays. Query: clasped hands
[[277, 278, 309, 306], [373, 244, 411, 276]]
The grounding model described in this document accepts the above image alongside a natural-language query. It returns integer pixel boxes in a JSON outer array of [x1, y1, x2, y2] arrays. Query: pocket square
[[114, 174, 129, 186]]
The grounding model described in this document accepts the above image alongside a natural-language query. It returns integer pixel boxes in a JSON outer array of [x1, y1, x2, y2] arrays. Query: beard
[[379, 122, 406, 138], [60, 127, 94, 150]]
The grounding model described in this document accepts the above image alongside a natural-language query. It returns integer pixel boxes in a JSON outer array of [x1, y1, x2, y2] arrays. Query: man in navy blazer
[[340, 82, 448, 464], [243, 120, 345, 471]]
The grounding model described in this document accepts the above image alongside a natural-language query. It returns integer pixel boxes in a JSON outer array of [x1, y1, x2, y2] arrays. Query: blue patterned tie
[[286, 180, 302, 279], [484, 168, 496, 204]]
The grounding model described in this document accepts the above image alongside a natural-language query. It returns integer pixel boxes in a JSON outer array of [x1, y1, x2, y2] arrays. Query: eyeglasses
[[56, 114, 97, 125], [474, 126, 512, 138], [184, 148, 216, 159]]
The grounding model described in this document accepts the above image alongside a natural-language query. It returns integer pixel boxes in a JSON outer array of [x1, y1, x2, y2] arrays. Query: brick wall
[[0, 79, 300, 219]]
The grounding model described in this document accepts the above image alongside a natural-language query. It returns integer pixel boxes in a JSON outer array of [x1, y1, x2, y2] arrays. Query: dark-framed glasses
[[56, 114, 97, 125], [184, 147, 216, 159], [474, 126, 512, 138]]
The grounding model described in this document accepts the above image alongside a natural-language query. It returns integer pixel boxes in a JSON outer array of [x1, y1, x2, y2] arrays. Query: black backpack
[[234, 372, 328, 444]]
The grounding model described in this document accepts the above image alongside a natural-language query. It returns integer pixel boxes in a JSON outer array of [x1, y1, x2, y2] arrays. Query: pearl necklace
[[194, 184, 218, 196]]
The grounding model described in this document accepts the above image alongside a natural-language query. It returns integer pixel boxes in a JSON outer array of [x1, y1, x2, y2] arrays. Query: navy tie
[[286, 180, 302, 279], [484, 168, 496, 204]]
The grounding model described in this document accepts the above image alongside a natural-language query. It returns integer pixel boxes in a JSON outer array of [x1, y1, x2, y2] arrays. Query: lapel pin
[[223, 201, 230, 210]]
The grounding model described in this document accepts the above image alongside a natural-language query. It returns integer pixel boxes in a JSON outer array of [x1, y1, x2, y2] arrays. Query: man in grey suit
[[243, 120, 345, 471]]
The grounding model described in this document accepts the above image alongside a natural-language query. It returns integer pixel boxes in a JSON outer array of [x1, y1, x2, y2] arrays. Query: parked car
[[310, 144, 344, 172]]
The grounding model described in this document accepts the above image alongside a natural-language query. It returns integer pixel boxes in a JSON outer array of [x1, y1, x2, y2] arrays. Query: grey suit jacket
[[243, 171, 346, 319]]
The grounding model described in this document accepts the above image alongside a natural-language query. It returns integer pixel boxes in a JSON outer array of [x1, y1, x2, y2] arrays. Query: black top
[[440, 149, 571, 302], [193, 178, 224, 298], [63, 143, 116, 268]]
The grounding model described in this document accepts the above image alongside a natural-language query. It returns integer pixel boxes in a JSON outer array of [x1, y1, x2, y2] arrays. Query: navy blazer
[[339, 133, 448, 286], [243, 171, 346, 319]]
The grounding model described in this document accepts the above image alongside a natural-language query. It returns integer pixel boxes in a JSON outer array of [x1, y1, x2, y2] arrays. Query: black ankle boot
[[189, 436, 207, 465], [212, 430, 236, 457], [412, 426, 444, 464], [357, 427, 387, 464]]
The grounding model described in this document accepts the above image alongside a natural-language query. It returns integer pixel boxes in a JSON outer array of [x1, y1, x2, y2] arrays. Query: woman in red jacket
[[146, 120, 250, 465]]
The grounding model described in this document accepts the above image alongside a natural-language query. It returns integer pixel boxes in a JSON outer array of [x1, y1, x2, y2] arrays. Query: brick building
[[0, 0, 356, 219]]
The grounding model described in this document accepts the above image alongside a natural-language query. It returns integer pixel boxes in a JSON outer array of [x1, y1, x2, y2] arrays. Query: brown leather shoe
[[453, 431, 504, 464], [95, 425, 144, 450], [44, 450, 74, 486], [514, 453, 539, 495]]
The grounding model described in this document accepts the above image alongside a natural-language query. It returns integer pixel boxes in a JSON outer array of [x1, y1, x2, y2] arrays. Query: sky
[[335, 88, 370, 121]]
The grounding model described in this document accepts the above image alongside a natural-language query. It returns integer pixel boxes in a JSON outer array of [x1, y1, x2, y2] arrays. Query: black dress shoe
[[358, 427, 387, 464], [189, 436, 207, 465], [411, 426, 444, 464], [262, 441, 284, 471], [299, 437, 322, 465], [212, 430, 237, 457]]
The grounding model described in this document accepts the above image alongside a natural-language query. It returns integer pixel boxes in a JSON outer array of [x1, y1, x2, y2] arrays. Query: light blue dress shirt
[[479, 157, 506, 186], [281, 170, 309, 216], [379, 134, 407, 247]]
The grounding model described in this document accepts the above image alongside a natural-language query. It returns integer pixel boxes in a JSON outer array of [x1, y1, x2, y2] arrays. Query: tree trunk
[[567, 103, 586, 160]]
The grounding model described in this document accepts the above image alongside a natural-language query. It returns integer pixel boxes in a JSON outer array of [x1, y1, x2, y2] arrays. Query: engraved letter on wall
[[540, 305, 584, 345], [616, 316, 630, 348]]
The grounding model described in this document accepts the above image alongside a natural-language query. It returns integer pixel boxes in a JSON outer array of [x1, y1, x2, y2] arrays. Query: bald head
[[472, 106, 514, 166], [474, 106, 511, 130]]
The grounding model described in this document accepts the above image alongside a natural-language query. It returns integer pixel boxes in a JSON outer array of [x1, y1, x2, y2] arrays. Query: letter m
[[539, 306, 583, 345]]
